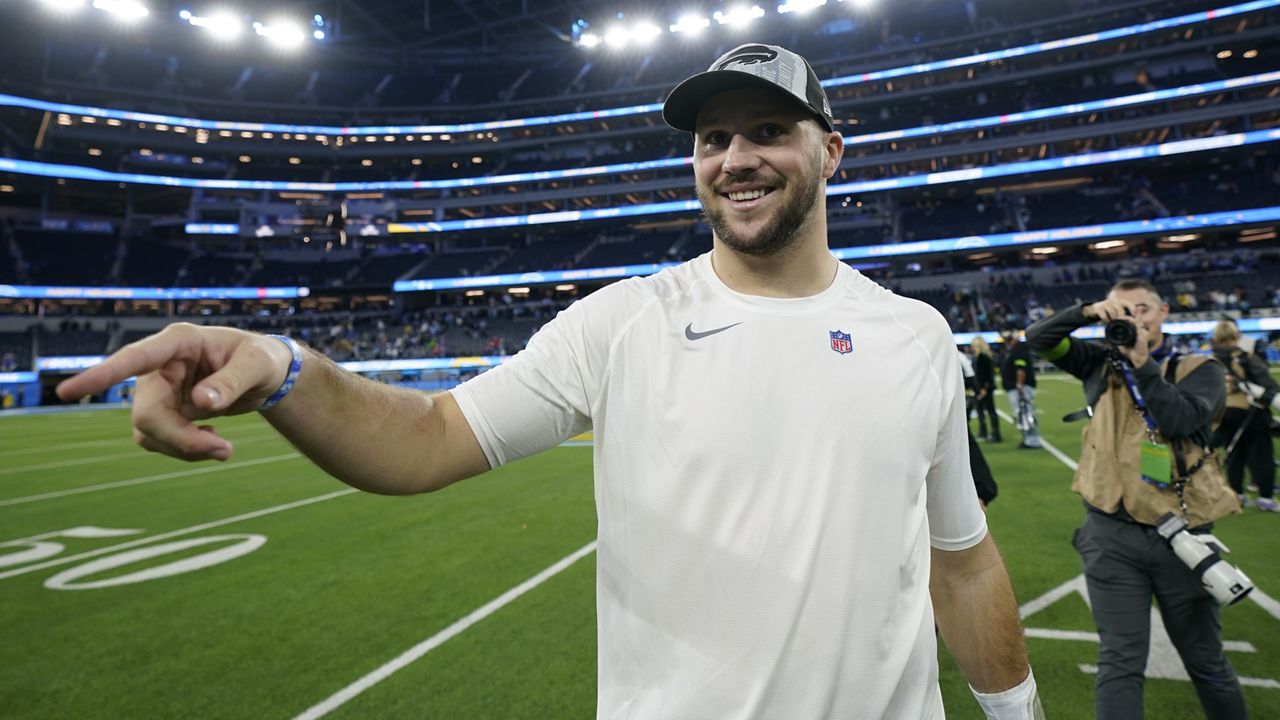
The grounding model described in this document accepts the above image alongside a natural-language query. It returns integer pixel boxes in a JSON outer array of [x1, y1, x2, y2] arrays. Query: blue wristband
[[260, 335, 302, 411]]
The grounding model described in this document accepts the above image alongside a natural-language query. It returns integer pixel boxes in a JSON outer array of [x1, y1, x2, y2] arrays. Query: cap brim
[[662, 70, 830, 133]]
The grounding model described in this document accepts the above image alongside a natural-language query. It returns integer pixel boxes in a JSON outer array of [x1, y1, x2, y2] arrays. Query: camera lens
[[1105, 319, 1137, 348]]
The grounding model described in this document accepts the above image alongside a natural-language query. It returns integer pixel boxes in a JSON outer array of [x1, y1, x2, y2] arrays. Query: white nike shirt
[[452, 252, 986, 719]]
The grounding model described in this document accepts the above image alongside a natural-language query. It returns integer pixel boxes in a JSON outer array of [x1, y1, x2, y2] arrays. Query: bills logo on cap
[[715, 45, 778, 71], [830, 330, 852, 355]]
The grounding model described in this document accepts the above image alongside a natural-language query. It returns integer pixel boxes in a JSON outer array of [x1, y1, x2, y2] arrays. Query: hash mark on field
[[0, 488, 356, 580], [0, 453, 302, 507], [292, 541, 598, 720]]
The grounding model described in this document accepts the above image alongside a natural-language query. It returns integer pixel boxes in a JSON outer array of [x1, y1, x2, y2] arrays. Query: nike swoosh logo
[[685, 322, 743, 341]]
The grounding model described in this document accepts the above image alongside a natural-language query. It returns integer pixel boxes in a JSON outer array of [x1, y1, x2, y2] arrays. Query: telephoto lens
[[1104, 319, 1137, 347], [1156, 513, 1254, 606]]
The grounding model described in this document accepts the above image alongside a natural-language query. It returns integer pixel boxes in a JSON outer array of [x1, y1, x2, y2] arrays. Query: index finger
[[56, 334, 181, 401]]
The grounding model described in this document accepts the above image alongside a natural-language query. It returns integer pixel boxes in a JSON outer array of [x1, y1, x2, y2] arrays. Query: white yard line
[[0, 438, 126, 458], [0, 435, 278, 477], [994, 409, 1079, 471], [0, 423, 269, 459], [0, 453, 302, 507], [292, 540, 599, 720], [0, 488, 356, 580], [0, 451, 174, 476]]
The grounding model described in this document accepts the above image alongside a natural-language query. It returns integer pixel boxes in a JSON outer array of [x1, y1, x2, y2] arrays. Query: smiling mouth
[[723, 188, 775, 202]]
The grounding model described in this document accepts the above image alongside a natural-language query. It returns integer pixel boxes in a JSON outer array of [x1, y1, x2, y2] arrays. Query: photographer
[[1211, 319, 1279, 512], [1025, 279, 1246, 720]]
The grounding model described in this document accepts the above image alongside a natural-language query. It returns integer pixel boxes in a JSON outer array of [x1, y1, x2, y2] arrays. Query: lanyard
[[1107, 348, 1196, 516], [1108, 353, 1164, 439]]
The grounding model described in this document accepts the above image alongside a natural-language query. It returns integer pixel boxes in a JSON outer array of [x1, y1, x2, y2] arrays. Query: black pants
[[1073, 512, 1247, 720], [974, 391, 1000, 440], [1214, 407, 1276, 499]]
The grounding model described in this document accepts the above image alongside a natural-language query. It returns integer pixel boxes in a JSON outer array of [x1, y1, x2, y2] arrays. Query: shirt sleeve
[[449, 299, 598, 469], [926, 322, 989, 551]]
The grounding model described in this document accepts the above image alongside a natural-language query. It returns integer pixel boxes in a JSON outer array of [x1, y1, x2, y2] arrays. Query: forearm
[[931, 534, 1030, 693], [261, 347, 487, 494], [1025, 303, 1105, 379], [1025, 302, 1089, 355]]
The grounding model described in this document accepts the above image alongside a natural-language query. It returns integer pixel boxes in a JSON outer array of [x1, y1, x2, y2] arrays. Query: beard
[[697, 158, 825, 257]]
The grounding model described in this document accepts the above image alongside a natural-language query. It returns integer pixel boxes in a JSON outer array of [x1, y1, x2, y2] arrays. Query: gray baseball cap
[[663, 43, 835, 133]]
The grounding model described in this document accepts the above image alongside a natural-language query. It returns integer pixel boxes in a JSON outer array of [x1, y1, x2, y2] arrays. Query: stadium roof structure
[[308, 0, 581, 57]]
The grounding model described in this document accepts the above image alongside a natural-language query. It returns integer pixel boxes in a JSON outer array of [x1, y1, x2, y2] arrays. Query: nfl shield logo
[[830, 330, 853, 354]]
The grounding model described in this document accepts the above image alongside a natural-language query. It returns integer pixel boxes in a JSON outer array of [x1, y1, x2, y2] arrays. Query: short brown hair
[[1110, 278, 1162, 303]]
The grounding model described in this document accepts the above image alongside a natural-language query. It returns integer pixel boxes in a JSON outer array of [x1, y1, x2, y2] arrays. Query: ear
[[820, 129, 844, 179]]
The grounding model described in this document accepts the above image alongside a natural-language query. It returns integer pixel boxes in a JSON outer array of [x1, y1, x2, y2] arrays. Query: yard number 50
[[0, 526, 266, 590]]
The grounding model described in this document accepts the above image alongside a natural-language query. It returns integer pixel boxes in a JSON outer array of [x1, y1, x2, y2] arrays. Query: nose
[[722, 134, 762, 176]]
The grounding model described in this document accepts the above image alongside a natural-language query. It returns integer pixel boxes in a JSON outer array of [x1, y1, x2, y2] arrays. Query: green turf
[[1, 376, 1277, 718]]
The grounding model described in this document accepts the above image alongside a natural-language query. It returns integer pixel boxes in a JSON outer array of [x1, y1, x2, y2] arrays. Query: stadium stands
[[0, 0, 1274, 377]]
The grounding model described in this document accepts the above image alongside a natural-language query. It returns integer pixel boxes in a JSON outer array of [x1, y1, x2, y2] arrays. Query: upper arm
[[926, 326, 988, 551], [930, 530, 999, 589], [427, 390, 496, 489], [450, 312, 595, 468], [448, 288, 635, 468]]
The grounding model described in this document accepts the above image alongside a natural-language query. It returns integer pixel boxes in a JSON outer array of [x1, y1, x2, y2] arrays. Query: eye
[[758, 123, 785, 139], [703, 130, 730, 146]]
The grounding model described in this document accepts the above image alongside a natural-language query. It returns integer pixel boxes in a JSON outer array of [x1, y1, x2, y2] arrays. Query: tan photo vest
[[1073, 354, 1240, 527]]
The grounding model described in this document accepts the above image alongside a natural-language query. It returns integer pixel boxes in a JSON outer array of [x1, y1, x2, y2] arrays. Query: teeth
[[728, 189, 768, 202]]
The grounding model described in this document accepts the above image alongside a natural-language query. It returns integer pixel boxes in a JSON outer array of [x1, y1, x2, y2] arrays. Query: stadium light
[[40, 0, 86, 12], [669, 13, 710, 34], [578, 32, 601, 48], [778, 0, 826, 13], [254, 19, 305, 50], [631, 22, 661, 45], [603, 25, 631, 48], [92, 0, 149, 21], [714, 5, 765, 26], [187, 11, 243, 41]]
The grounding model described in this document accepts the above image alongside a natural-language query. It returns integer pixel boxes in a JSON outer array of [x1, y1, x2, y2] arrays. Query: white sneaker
[[1256, 497, 1280, 513]]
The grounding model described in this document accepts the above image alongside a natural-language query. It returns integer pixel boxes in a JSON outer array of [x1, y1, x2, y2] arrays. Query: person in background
[[972, 336, 1001, 442], [1211, 319, 1279, 512], [1000, 329, 1042, 449], [1026, 279, 1244, 719]]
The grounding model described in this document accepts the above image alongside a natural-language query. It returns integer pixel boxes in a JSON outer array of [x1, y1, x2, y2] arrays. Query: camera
[[1155, 513, 1254, 606], [1104, 318, 1137, 348]]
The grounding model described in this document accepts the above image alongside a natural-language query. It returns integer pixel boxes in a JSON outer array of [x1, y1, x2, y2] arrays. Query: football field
[[2, 375, 1278, 719]]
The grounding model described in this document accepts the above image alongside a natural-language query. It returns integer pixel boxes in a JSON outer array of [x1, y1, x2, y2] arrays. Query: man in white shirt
[[61, 43, 1043, 719]]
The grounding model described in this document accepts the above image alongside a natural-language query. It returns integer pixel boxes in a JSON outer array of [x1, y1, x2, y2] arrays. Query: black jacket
[[1024, 303, 1224, 440], [974, 353, 996, 393]]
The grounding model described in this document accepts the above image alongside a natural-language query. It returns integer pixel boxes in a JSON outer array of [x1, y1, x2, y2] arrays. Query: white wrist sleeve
[[971, 668, 1046, 720]]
